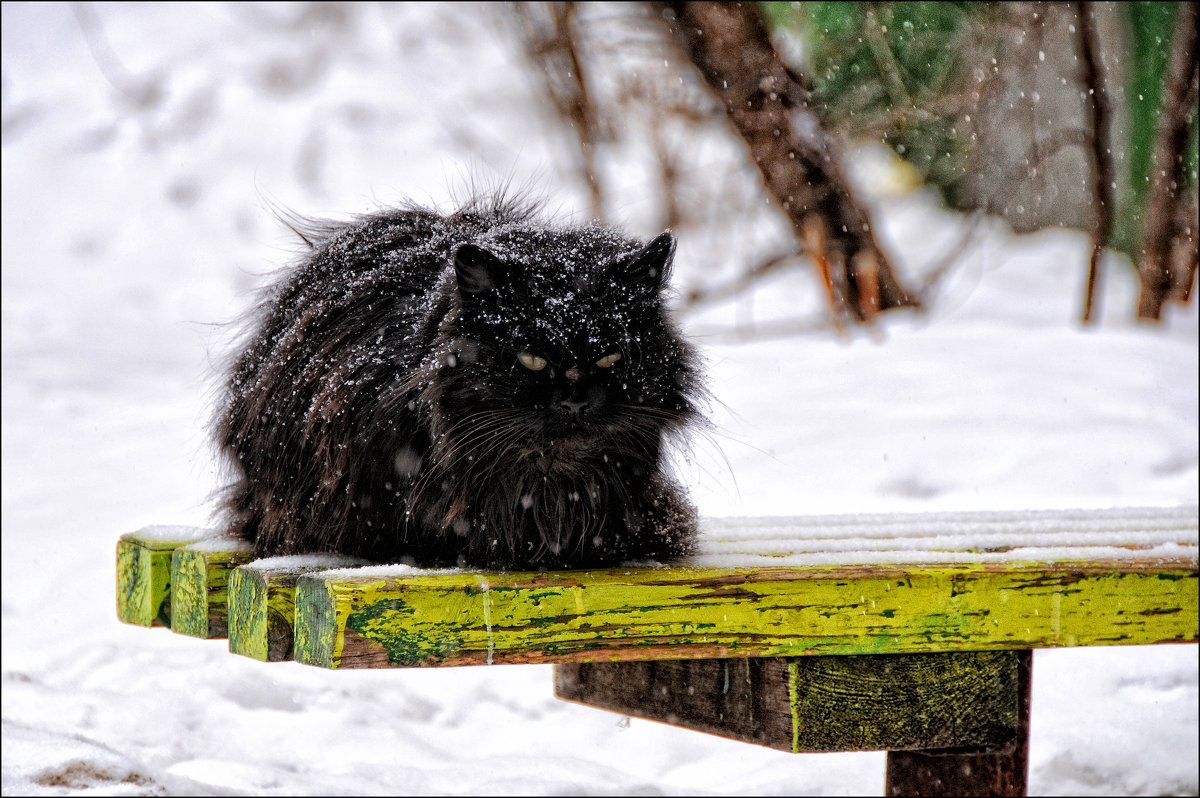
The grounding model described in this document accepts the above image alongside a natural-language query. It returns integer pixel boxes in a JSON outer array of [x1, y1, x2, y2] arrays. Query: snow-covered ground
[[2, 3, 1196, 795]]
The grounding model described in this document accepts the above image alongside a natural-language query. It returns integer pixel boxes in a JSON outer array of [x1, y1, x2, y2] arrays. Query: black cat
[[215, 194, 705, 570]]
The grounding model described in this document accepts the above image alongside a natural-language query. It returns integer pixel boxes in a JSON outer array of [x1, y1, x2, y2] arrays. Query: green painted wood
[[115, 528, 214, 627], [555, 651, 1020, 753], [229, 556, 368, 661], [295, 573, 339, 668], [170, 538, 255, 639], [293, 558, 1198, 669], [228, 565, 275, 660]]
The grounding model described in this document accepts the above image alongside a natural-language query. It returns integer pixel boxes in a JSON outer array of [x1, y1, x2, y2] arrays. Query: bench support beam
[[557, 650, 1022, 755], [885, 649, 1031, 797]]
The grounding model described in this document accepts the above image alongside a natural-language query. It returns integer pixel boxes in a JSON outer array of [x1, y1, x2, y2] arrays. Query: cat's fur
[[215, 195, 705, 570]]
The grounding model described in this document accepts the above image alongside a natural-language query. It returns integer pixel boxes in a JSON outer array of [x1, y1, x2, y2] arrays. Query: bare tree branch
[[510, 2, 606, 221], [681, 252, 796, 308], [917, 210, 988, 297]]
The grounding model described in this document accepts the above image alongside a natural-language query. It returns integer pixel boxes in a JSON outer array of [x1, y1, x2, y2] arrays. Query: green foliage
[[761, 1, 994, 203], [763, 1, 1197, 266], [1112, 1, 1188, 258]]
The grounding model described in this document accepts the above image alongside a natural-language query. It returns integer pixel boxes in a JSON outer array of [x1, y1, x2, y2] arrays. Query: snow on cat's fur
[[216, 194, 706, 569]]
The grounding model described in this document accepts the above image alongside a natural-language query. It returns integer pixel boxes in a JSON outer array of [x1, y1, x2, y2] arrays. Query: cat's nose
[[559, 398, 588, 415]]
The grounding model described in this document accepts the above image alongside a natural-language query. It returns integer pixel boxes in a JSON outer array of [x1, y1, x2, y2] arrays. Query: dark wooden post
[[885, 650, 1032, 797], [557, 650, 1023, 753]]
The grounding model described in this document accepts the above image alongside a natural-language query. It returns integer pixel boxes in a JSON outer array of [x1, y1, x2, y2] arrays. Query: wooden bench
[[116, 507, 1199, 796]]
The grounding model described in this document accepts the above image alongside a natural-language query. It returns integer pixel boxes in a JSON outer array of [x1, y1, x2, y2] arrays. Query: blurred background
[[2, 3, 1196, 795]]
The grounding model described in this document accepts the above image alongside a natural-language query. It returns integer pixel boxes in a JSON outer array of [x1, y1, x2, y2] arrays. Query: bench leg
[[885, 650, 1032, 797]]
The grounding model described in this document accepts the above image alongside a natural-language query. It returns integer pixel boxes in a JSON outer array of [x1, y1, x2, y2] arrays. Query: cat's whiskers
[[612, 403, 735, 495], [405, 411, 528, 521]]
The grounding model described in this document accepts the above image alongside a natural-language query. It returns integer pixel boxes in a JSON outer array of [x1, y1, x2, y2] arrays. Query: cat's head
[[432, 225, 700, 450]]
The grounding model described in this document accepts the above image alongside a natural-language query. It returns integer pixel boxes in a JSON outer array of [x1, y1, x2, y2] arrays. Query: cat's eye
[[596, 352, 622, 368], [518, 352, 547, 371]]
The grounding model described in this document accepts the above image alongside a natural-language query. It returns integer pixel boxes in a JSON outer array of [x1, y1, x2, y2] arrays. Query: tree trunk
[[1077, 1, 1114, 324], [1137, 0, 1198, 320], [659, 1, 919, 322]]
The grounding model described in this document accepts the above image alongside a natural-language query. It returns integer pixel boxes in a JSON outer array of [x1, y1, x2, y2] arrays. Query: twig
[[509, 2, 606, 221], [679, 252, 795, 309], [917, 210, 988, 297]]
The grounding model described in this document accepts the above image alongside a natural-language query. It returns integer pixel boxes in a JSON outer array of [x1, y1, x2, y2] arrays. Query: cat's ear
[[453, 243, 507, 295], [617, 232, 675, 291]]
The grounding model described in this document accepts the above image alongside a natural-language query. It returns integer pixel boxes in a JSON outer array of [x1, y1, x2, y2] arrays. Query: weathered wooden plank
[[228, 555, 367, 661], [293, 558, 1198, 668], [885, 650, 1033, 797], [228, 564, 294, 661], [115, 527, 215, 627], [557, 658, 794, 750], [555, 651, 1019, 753], [791, 650, 1019, 752], [170, 537, 255, 639]]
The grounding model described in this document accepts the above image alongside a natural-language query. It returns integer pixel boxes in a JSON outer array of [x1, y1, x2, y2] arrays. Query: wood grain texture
[[556, 651, 1019, 753], [170, 540, 254, 639], [886, 650, 1033, 796], [791, 650, 1019, 752], [556, 658, 794, 749], [115, 530, 210, 627], [228, 565, 293, 661], [229, 557, 365, 661], [292, 559, 1198, 669]]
